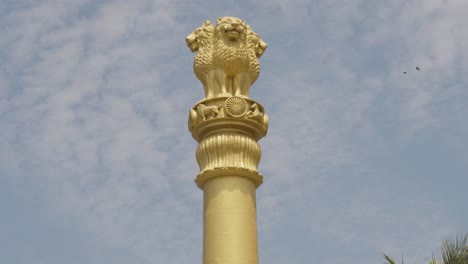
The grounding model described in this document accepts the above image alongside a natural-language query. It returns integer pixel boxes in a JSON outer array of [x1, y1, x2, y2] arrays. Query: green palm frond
[[441, 234, 468, 264], [383, 253, 397, 264], [382, 252, 405, 264], [382, 234, 468, 264]]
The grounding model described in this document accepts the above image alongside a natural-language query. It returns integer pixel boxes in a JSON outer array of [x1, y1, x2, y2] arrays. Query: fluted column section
[[195, 133, 263, 188], [196, 133, 261, 171]]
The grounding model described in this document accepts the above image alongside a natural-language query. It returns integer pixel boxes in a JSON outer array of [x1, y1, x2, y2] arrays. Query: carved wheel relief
[[224, 97, 248, 117], [188, 97, 268, 136]]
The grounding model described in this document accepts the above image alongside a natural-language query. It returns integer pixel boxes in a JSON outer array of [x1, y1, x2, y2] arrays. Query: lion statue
[[186, 20, 214, 98], [186, 17, 267, 99]]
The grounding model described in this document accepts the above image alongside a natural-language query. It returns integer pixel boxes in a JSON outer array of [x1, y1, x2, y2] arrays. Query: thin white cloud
[[1, 1, 467, 264]]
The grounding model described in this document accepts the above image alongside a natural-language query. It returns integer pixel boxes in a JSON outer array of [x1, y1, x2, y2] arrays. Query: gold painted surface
[[196, 133, 261, 172], [188, 96, 268, 140], [186, 17, 267, 264], [186, 17, 267, 99], [203, 176, 258, 264]]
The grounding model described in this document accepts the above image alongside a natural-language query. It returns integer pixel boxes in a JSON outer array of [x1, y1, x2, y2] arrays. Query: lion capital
[[186, 17, 267, 99]]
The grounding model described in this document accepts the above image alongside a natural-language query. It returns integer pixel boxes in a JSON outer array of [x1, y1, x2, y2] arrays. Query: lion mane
[[186, 17, 267, 99], [186, 21, 214, 98]]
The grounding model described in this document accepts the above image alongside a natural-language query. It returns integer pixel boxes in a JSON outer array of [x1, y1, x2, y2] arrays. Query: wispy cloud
[[1, 0, 467, 264]]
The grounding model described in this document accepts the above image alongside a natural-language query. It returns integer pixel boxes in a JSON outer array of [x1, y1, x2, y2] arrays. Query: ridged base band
[[195, 167, 263, 189]]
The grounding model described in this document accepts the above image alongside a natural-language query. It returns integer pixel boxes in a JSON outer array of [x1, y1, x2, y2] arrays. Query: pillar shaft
[[203, 176, 258, 264]]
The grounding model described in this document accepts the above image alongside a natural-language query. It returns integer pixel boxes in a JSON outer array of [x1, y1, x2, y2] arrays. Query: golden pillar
[[186, 17, 268, 264]]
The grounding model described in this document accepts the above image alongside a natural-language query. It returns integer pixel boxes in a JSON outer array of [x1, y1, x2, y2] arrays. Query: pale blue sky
[[1, 1, 467, 264]]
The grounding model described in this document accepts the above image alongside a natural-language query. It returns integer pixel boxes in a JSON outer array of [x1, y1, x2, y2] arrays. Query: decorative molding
[[188, 97, 268, 138], [196, 133, 261, 171], [195, 167, 263, 189]]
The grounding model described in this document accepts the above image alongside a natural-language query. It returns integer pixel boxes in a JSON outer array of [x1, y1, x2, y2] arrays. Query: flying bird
[[404, 72, 407, 74], [416, 66, 420, 71]]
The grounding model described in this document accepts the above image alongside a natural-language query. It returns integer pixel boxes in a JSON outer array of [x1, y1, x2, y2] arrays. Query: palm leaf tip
[[383, 253, 397, 264]]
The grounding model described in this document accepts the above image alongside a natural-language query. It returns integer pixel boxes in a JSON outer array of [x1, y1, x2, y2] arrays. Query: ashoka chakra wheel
[[225, 96, 247, 117]]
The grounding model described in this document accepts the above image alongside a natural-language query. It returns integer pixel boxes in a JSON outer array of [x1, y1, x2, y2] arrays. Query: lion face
[[186, 29, 200, 52], [216, 17, 246, 41], [246, 25, 267, 58], [186, 21, 213, 52]]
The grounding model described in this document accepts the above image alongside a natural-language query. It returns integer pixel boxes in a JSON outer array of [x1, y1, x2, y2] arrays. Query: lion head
[[246, 25, 267, 58], [215, 17, 247, 43], [186, 21, 213, 52]]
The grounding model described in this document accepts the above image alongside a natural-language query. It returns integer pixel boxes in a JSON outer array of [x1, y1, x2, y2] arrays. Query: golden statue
[[186, 17, 268, 264], [186, 17, 267, 99]]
